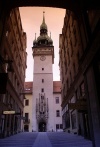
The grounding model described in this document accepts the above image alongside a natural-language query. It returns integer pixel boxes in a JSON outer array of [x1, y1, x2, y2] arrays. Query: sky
[[19, 7, 65, 82]]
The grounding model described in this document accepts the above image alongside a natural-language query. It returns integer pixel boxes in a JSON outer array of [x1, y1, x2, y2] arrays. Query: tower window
[[42, 79, 44, 83], [42, 68, 44, 70], [41, 88, 44, 92]]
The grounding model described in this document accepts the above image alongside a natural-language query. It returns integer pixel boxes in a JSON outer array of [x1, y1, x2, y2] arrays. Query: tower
[[32, 12, 54, 132]]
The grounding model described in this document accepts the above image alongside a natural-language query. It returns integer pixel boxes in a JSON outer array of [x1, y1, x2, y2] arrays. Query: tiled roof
[[24, 81, 61, 94], [53, 81, 61, 93], [24, 82, 33, 94]]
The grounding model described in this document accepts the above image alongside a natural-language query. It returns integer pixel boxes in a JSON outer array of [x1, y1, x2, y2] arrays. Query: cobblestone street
[[0, 132, 93, 147]]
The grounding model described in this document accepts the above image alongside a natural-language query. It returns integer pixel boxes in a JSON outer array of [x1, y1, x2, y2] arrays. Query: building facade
[[23, 13, 62, 132], [0, 8, 27, 138], [24, 81, 62, 132], [59, 9, 100, 145], [23, 82, 33, 132]]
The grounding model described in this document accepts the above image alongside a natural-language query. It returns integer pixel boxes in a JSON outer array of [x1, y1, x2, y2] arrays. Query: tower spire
[[33, 33, 37, 46], [35, 33, 36, 40], [43, 11, 45, 24], [40, 11, 47, 32], [33, 12, 53, 47]]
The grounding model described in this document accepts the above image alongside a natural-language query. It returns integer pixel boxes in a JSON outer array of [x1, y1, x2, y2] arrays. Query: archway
[[1, 0, 99, 12], [0, 1, 100, 147], [38, 121, 46, 132]]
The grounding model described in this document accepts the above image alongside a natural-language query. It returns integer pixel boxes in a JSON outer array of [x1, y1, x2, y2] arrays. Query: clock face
[[40, 55, 46, 61]]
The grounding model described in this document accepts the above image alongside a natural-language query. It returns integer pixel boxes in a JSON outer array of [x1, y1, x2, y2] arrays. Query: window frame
[[55, 97, 59, 104], [41, 88, 44, 92], [56, 124, 59, 129], [56, 110, 60, 117], [42, 79, 44, 83], [25, 99, 29, 106]]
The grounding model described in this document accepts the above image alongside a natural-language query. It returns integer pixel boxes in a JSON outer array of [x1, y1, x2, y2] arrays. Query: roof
[[24, 81, 61, 94], [53, 81, 61, 93], [24, 82, 33, 94]]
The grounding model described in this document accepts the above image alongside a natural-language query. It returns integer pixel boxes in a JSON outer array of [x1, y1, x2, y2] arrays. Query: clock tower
[[32, 12, 54, 132]]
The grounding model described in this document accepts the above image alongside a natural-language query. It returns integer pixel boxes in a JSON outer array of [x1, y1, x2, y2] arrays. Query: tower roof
[[33, 12, 53, 47], [53, 81, 61, 93], [40, 11, 47, 31], [33, 33, 37, 46]]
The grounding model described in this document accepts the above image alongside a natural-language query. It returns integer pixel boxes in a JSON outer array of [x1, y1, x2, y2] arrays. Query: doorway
[[24, 125, 29, 132], [38, 122, 46, 132]]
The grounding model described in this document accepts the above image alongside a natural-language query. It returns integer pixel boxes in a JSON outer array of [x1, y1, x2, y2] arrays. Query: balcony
[[23, 119, 30, 124]]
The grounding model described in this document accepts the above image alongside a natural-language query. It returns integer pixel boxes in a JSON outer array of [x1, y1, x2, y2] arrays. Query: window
[[25, 99, 29, 106], [56, 124, 63, 130], [42, 68, 44, 70], [56, 110, 60, 117], [41, 88, 44, 92], [60, 124, 63, 129], [80, 82, 85, 97], [25, 113, 29, 119], [41, 95, 44, 100], [55, 97, 59, 104], [56, 124, 59, 129], [42, 79, 44, 83]]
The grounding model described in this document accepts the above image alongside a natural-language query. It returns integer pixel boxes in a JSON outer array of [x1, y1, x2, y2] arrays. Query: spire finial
[[35, 33, 36, 40], [43, 11, 45, 23]]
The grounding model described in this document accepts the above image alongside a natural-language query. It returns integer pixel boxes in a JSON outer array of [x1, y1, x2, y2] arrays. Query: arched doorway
[[38, 121, 46, 132]]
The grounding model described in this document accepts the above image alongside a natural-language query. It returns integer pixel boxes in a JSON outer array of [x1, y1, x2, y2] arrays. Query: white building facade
[[24, 81, 62, 132], [24, 12, 62, 132]]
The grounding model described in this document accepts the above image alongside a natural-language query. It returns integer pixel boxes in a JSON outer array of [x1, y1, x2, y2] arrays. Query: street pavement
[[0, 132, 38, 147], [47, 132, 93, 147], [0, 132, 93, 147]]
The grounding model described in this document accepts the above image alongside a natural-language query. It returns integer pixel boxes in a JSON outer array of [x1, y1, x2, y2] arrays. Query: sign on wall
[[3, 111, 15, 114]]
